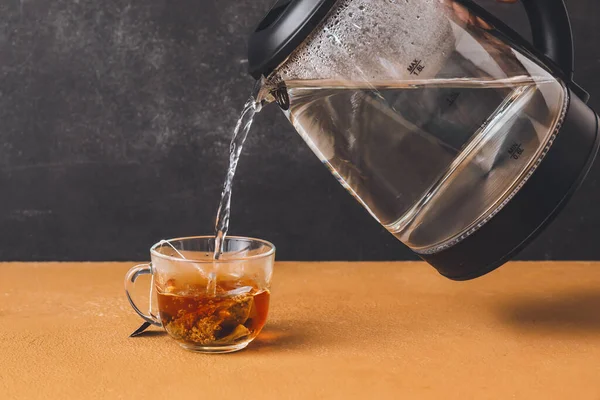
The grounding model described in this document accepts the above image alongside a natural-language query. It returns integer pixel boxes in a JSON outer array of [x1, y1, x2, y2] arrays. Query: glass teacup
[[125, 236, 275, 353]]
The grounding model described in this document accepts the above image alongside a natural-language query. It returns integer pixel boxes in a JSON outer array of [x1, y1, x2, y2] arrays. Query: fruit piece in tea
[[156, 281, 270, 347]]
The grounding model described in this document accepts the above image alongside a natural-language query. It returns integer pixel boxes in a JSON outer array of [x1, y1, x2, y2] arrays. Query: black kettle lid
[[247, 0, 337, 79]]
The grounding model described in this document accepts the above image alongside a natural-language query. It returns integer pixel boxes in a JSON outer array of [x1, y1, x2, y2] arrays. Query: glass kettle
[[247, 0, 599, 280]]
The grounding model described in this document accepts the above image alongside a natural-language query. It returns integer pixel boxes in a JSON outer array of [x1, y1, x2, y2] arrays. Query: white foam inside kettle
[[277, 0, 455, 83]]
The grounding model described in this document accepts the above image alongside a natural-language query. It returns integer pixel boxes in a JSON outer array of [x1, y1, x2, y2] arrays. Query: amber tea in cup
[[157, 277, 270, 348], [125, 236, 275, 353]]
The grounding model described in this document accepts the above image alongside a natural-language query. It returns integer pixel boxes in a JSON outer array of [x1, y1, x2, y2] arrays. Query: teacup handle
[[124, 263, 161, 326]]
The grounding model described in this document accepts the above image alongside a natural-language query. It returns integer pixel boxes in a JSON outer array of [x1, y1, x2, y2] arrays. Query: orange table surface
[[1, 261, 600, 399]]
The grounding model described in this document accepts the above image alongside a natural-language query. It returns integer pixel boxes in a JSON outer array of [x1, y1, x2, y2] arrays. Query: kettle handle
[[460, 0, 587, 100], [520, 0, 573, 79]]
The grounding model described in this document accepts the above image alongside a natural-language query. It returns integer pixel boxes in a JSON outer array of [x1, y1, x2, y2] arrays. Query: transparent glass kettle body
[[259, 0, 568, 254]]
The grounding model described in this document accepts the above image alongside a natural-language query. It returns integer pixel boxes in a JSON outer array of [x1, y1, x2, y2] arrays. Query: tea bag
[[214, 325, 251, 344], [164, 293, 254, 345]]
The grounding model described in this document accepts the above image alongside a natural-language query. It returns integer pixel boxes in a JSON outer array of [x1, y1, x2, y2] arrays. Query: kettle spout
[[251, 77, 289, 111]]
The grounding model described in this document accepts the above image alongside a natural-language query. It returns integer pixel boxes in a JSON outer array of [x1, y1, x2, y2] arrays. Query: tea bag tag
[[129, 322, 152, 337]]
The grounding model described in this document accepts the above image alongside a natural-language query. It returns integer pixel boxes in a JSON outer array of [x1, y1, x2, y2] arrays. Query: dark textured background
[[0, 0, 598, 261]]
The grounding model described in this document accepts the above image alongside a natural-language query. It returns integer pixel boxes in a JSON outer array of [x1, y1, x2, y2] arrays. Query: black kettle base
[[421, 90, 600, 281]]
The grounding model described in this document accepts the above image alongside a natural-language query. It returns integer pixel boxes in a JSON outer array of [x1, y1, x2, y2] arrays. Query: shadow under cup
[[125, 236, 275, 353]]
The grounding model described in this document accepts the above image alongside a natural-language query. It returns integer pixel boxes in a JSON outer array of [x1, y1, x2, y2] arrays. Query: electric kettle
[[247, 0, 599, 280]]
